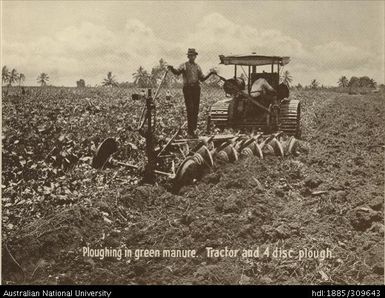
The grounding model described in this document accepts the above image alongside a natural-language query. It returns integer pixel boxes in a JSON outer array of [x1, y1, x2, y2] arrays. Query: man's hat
[[187, 48, 198, 56]]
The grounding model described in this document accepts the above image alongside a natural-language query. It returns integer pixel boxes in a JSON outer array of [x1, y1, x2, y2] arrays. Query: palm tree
[[102, 72, 118, 87], [2, 66, 9, 86], [133, 66, 151, 88], [337, 76, 349, 88], [152, 58, 167, 79], [158, 58, 167, 70], [369, 78, 377, 88], [150, 67, 160, 87], [4, 68, 18, 95], [348, 76, 359, 88], [281, 70, 293, 86], [310, 79, 320, 89], [37, 73, 49, 86], [18, 73, 25, 86], [8, 69, 18, 86]]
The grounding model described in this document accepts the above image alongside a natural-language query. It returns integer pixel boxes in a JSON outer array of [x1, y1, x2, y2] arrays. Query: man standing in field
[[168, 48, 216, 138]]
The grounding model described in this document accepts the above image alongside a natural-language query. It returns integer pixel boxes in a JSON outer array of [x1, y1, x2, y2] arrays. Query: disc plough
[[171, 131, 298, 190], [92, 128, 299, 192]]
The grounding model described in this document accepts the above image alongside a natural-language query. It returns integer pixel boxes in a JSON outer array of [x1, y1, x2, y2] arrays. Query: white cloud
[[2, 13, 383, 86], [311, 41, 372, 70], [183, 13, 306, 60]]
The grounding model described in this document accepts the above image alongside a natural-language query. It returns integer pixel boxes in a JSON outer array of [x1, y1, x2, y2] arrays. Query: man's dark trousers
[[183, 85, 201, 135]]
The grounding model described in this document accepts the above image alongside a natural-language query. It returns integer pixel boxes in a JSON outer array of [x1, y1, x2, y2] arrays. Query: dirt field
[[2, 87, 384, 284]]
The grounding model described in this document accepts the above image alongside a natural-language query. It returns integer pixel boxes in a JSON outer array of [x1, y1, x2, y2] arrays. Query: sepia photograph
[[1, 0, 384, 287]]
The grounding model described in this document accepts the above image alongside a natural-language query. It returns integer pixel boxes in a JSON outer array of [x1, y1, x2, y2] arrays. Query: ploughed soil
[[2, 89, 384, 285]]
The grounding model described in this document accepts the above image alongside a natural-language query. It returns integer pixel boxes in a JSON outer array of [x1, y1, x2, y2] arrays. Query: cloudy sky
[[2, 1, 384, 86]]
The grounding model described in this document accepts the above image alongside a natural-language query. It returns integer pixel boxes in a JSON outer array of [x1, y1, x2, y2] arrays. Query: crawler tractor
[[208, 54, 301, 137]]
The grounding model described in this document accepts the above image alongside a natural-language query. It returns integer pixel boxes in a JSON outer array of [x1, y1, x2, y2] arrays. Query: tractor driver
[[168, 48, 216, 138], [235, 78, 277, 120], [249, 78, 277, 101]]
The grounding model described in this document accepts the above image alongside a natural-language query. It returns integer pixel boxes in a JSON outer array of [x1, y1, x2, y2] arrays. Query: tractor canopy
[[219, 54, 290, 67]]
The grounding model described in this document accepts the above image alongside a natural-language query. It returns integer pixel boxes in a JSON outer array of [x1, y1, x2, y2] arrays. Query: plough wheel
[[92, 138, 119, 169]]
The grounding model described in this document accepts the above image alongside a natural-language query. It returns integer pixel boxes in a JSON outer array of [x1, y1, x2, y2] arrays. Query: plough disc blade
[[195, 145, 214, 168], [217, 145, 238, 163], [283, 136, 298, 155], [173, 145, 213, 188], [92, 138, 119, 169], [254, 143, 264, 159], [266, 138, 284, 157], [173, 157, 199, 187], [241, 141, 264, 159]]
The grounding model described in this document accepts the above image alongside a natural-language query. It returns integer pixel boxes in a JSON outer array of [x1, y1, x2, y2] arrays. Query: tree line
[[101, 62, 295, 88], [2, 66, 50, 87], [101, 58, 180, 88], [337, 75, 376, 88], [290, 77, 377, 90], [2, 62, 379, 91], [2, 66, 25, 87]]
